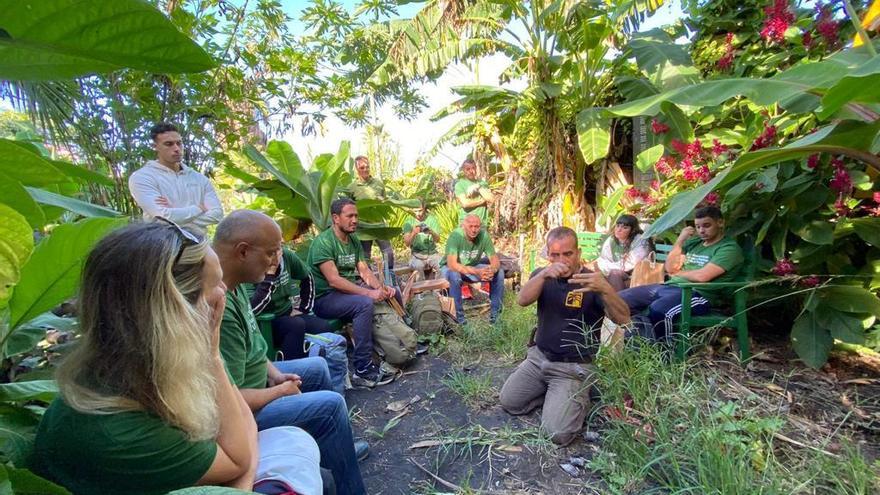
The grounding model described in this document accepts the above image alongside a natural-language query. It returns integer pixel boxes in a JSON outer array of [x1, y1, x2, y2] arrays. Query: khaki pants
[[409, 253, 441, 280], [500, 346, 595, 445]]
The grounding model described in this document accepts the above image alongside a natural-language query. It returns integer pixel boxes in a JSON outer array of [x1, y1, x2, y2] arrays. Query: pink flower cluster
[[750, 123, 778, 151], [815, 3, 840, 46], [761, 0, 796, 44], [717, 33, 735, 71], [829, 157, 852, 194], [626, 186, 658, 205], [772, 258, 797, 276], [806, 154, 820, 170], [652, 138, 717, 185], [651, 119, 670, 134]]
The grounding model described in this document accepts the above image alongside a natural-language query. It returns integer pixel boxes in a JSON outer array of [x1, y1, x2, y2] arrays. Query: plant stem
[[842, 0, 876, 57]]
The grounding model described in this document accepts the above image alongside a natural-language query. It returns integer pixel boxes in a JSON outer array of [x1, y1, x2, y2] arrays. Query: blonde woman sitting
[[597, 214, 651, 291], [29, 222, 322, 495]]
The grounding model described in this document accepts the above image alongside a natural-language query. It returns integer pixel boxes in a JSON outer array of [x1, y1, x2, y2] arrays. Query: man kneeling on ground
[[442, 214, 504, 325], [618, 205, 743, 341], [500, 227, 630, 445]]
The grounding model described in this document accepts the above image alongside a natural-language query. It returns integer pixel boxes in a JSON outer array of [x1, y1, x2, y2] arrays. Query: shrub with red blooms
[[800, 276, 820, 288], [703, 191, 720, 206], [650, 119, 669, 134], [807, 154, 820, 169], [711, 139, 729, 158], [626, 187, 641, 199], [815, 3, 840, 46], [655, 156, 676, 176], [750, 123, 777, 150], [829, 157, 852, 194], [717, 33, 735, 70], [760, 0, 796, 44], [772, 258, 797, 276]]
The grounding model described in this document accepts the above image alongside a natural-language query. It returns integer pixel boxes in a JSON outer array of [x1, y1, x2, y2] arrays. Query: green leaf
[[642, 169, 730, 238], [794, 220, 833, 245], [659, 102, 694, 142], [264, 141, 305, 186], [0, 380, 58, 403], [820, 54, 880, 118], [0, 404, 41, 465], [576, 109, 610, 163], [815, 307, 865, 345], [635, 144, 664, 172], [852, 217, 880, 247], [818, 286, 880, 318], [790, 312, 833, 368], [628, 29, 700, 91], [5, 326, 46, 358], [0, 172, 45, 228], [8, 467, 70, 495], [25, 187, 121, 218], [0, 0, 217, 81], [244, 145, 298, 194], [0, 204, 34, 304], [0, 140, 68, 187], [8, 217, 125, 330], [49, 160, 114, 187]]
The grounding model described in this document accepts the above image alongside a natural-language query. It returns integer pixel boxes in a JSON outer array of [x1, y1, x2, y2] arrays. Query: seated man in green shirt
[[442, 214, 505, 325], [454, 158, 493, 225], [619, 206, 744, 341], [213, 210, 368, 495], [403, 202, 441, 279], [347, 155, 395, 268]]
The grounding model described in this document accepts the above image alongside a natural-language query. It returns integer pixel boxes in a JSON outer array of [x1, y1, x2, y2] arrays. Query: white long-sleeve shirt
[[597, 234, 650, 275], [128, 160, 224, 235]]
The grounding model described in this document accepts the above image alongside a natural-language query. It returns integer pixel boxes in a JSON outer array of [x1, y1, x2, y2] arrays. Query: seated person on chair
[[500, 226, 630, 446], [308, 198, 401, 388], [30, 222, 322, 495], [248, 245, 335, 360], [213, 210, 368, 495], [403, 202, 441, 280], [442, 214, 504, 325], [596, 214, 650, 291], [618, 206, 743, 341]]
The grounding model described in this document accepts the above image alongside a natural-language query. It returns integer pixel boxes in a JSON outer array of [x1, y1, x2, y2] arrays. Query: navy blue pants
[[618, 284, 710, 341]]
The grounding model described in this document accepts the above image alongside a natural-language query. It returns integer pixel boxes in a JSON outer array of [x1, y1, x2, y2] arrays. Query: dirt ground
[[347, 355, 603, 494]]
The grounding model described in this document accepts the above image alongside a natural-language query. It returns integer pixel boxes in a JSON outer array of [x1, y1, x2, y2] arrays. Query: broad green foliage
[[0, 0, 216, 80], [0, 205, 32, 306]]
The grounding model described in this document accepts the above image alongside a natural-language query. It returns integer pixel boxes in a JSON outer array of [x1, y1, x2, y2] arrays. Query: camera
[[419, 223, 431, 233]]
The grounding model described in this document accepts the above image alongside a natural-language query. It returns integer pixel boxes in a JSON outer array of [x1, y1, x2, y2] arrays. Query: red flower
[[626, 187, 641, 199], [772, 258, 797, 276], [651, 119, 670, 134], [807, 154, 820, 170], [686, 139, 704, 160], [655, 156, 676, 176], [698, 166, 712, 183], [750, 124, 777, 150], [671, 139, 689, 156], [650, 179, 661, 190], [704, 192, 720, 205], [761, 0, 796, 44], [711, 139, 729, 158], [816, 4, 840, 46], [641, 191, 658, 205], [873, 191, 880, 204], [834, 196, 850, 216], [830, 168, 852, 193], [802, 30, 813, 48], [800, 276, 820, 288], [717, 33, 736, 71]]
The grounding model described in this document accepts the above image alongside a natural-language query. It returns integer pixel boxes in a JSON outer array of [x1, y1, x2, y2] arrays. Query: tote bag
[[630, 252, 664, 287]]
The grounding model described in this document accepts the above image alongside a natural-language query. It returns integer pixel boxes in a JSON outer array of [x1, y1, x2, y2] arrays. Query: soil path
[[347, 355, 600, 494]]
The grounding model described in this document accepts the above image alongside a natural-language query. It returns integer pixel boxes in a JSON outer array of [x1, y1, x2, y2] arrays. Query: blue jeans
[[255, 357, 366, 495], [314, 291, 374, 372], [618, 284, 711, 341], [442, 263, 504, 323]]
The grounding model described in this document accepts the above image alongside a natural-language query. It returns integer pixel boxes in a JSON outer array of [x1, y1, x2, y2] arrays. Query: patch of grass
[[365, 414, 403, 440], [429, 422, 555, 461], [589, 340, 880, 494], [445, 292, 536, 363], [440, 369, 496, 407]]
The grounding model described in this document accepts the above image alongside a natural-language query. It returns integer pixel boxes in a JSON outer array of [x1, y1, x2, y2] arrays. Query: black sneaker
[[352, 362, 395, 388], [354, 439, 370, 462], [416, 342, 429, 355]]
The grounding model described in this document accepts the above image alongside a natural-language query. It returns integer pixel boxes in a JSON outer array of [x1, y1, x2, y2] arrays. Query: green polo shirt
[[348, 176, 386, 201], [441, 227, 496, 267], [403, 215, 440, 255], [30, 398, 216, 495], [667, 236, 744, 305], [454, 177, 490, 224], [220, 284, 269, 389], [308, 228, 365, 298]]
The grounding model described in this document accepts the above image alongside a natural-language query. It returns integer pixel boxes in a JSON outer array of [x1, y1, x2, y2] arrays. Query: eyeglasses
[[155, 217, 201, 265]]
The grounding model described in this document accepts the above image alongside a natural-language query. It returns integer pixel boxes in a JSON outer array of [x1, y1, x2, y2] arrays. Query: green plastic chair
[[671, 236, 757, 362], [256, 312, 344, 360]]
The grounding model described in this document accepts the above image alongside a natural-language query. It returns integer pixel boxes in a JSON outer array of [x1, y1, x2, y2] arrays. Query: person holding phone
[[402, 202, 441, 280], [500, 227, 630, 445]]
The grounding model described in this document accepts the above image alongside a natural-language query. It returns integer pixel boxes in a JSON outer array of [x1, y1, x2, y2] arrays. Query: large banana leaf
[[0, 0, 216, 81], [0, 171, 45, 228], [0, 204, 34, 305], [0, 139, 69, 187], [628, 29, 700, 91], [25, 187, 122, 218]]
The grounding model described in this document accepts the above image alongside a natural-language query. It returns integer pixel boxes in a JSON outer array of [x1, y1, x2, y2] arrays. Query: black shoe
[[352, 362, 395, 388], [416, 343, 429, 355], [354, 439, 370, 462]]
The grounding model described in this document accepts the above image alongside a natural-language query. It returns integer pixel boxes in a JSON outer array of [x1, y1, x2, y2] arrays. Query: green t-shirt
[[308, 228, 365, 298], [30, 398, 216, 495], [220, 285, 269, 389], [441, 227, 496, 267], [667, 236, 744, 305], [245, 247, 311, 316], [402, 215, 439, 255], [348, 176, 386, 201], [454, 178, 490, 224]]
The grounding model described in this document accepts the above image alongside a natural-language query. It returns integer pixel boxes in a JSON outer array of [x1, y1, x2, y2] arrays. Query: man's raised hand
[[541, 262, 570, 279], [677, 226, 696, 244], [569, 271, 613, 294]]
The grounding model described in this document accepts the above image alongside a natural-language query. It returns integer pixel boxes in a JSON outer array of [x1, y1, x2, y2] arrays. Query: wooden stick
[[409, 459, 463, 492], [375, 258, 406, 317]]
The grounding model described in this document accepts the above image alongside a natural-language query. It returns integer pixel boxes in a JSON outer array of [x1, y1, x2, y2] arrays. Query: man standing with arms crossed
[[454, 158, 493, 225], [347, 155, 395, 268], [129, 123, 224, 235]]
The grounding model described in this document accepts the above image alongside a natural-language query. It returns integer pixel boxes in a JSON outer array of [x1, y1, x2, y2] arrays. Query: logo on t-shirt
[[685, 252, 710, 268], [460, 249, 480, 264], [338, 253, 357, 268], [564, 291, 583, 308]]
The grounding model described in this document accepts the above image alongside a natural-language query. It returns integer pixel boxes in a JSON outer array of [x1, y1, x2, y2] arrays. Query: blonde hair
[[57, 222, 219, 440]]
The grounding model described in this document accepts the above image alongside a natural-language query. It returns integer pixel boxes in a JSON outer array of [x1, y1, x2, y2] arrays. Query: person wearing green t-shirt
[[619, 206, 744, 341], [442, 214, 505, 324], [247, 246, 334, 361], [30, 221, 319, 494], [403, 203, 441, 279], [347, 155, 395, 268], [214, 210, 367, 495], [454, 158, 494, 225]]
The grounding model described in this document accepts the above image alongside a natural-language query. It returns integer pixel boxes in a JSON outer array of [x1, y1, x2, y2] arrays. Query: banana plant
[[234, 140, 418, 239]]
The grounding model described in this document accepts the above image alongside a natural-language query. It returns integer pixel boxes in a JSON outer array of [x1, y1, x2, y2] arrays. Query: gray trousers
[[500, 346, 595, 445]]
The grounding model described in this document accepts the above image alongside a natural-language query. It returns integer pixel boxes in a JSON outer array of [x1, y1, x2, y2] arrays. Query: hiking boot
[[354, 439, 370, 462], [352, 362, 395, 388]]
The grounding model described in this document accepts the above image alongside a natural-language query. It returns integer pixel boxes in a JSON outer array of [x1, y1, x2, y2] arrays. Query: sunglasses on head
[[155, 217, 201, 265]]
